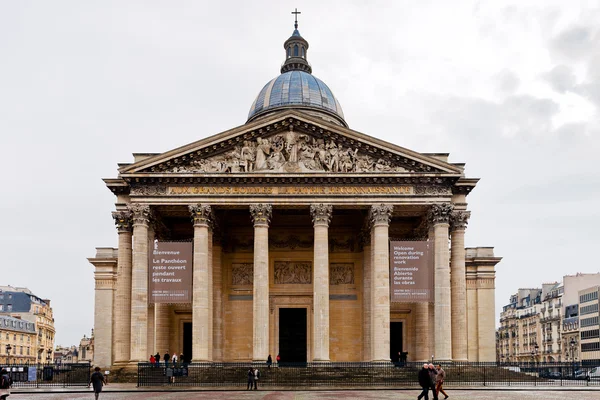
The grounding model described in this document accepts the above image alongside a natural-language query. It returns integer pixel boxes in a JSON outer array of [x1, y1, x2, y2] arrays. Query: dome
[[247, 71, 345, 125], [247, 22, 347, 127]]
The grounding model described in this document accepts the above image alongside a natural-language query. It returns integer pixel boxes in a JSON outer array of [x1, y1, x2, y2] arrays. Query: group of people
[[246, 367, 261, 390], [266, 353, 280, 369], [149, 351, 185, 367], [417, 364, 448, 400]]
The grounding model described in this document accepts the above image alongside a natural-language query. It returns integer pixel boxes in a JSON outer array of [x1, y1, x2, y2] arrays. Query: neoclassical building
[[89, 22, 500, 368]]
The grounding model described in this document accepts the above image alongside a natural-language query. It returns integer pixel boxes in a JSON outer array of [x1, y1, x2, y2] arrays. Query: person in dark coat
[[89, 367, 105, 400], [267, 354, 273, 369], [164, 351, 170, 367], [428, 364, 439, 400], [155, 352, 161, 365], [0, 368, 12, 400], [417, 364, 431, 400], [247, 368, 254, 390]]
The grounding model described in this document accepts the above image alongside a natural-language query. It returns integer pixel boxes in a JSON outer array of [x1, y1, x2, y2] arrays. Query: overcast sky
[[1, 1, 599, 347]]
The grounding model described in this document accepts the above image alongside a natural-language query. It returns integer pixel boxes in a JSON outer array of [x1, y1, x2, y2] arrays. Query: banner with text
[[389, 241, 433, 302], [148, 241, 192, 303]]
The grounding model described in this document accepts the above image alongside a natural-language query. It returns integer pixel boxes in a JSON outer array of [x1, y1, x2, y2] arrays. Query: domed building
[[89, 18, 500, 370]]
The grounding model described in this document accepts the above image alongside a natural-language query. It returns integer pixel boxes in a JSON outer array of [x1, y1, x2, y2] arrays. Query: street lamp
[[5, 344, 12, 366], [569, 338, 576, 378]]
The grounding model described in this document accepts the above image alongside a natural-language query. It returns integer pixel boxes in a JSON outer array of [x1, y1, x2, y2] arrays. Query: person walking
[[155, 352, 161, 365], [276, 353, 281, 365], [417, 364, 431, 400], [253, 368, 261, 390], [171, 353, 178, 367], [89, 367, 105, 400], [435, 364, 449, 399], [149, 354, 155, 365], [163, 351, 170, 367], [428, 364, 439, 400], [246, 368, 254, 390], [0, 368, 12, 400], [267, 354, 273, 369]]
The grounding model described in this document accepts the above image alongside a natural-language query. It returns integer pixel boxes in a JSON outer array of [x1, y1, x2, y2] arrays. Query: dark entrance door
[[183, 322, 192, 363], [278, 308, 307, 364], [390, 322, 404, 363]]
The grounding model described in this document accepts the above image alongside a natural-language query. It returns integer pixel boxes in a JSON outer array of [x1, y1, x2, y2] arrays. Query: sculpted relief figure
[[175, 130, 410, 173]]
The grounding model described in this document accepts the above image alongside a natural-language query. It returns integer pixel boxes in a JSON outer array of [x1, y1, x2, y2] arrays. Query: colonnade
[[109, 202, 470, 364]]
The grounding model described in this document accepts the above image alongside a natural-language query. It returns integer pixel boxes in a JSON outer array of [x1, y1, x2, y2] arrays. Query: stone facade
[[88, 24, 501, 368]]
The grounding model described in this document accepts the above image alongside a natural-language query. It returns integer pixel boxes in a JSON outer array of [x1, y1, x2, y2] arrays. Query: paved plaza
[[9, 389, 599, 400]]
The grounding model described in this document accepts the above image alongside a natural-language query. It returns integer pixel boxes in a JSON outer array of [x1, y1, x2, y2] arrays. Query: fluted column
[[451, 210, 470, 361], [250, 204, 272, 361], [414, 302, 430, 361], [362, 229, 372, 361], [428, 203, 453, 361], [189, 204, 213, 361], [370, 204, 393, 362], [129, 204, 151, 362], [310, 204, 332, 362], [111, 210, 133, 364], [154, 304, 170, 355]]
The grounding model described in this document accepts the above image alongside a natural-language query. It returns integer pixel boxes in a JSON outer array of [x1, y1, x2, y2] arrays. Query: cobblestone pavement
[[9, 389, 598, 399]]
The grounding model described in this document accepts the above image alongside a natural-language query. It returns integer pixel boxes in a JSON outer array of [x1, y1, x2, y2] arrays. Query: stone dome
[[247, 71, 345, 125], [247, 25, 347, 127]]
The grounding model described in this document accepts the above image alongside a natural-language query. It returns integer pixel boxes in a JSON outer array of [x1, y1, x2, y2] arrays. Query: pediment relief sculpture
[[166, 128, 410, 174]]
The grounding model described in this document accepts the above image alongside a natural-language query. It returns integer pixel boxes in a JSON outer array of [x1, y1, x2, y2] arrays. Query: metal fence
[[138, 361, 600, 387], [2, 362, 91, 388]]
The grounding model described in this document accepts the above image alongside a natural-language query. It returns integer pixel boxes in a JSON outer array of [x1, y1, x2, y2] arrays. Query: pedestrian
[[0, 368, 12, 400], [155, 352, 161, 365], [149, 354, 155, 365], [435, 364, 448, 399], [171, 353, 178, 366], [89, 367, 105, 400], [253, 368, 261, 390], [267, 354, 272, 369], [428, 363, 439, 400], [417, 363, 431, 400], [180, 353, 185, 366], [164, 351, 170, 367], [276, 353, 281, 365], [247, 368, 254, 390]]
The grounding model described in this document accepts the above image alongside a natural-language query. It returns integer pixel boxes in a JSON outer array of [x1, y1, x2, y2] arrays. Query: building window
[[287, 47, 291, 58], [7, 304, 12, 312], [294, 44, 299, 56], [0, 305, 3, 311], [301, 46, 305, 57]]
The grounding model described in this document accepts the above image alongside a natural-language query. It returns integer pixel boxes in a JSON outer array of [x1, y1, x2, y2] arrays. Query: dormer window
[[294, 44, 299, 57]]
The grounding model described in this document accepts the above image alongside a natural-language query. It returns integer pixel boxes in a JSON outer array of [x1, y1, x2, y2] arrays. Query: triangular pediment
[[119, 111, 461, 176]]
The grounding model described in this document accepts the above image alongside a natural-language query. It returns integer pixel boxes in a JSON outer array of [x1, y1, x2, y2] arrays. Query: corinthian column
[[250, 204, 272, 362], [451, 210, 470, 361], [128, 204, 151, 362], [112, 210, 133, 365], [370, 204, 393, 361], [310, 204, 332, 362], [428, 203, 454, 361], [189, 204, 213, 361]]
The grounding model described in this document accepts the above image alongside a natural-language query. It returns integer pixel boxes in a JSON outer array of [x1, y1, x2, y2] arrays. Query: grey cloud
[[543, 65, 577, 93], [494, 69, 520, 95], [551, 25, 596, 60]]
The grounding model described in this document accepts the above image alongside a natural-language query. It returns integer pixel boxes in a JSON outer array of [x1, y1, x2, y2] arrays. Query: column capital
[[189, 204, 213, 227], [450, 210, 471, 232], [127, 204, 151, 226], [369, 204, 393, 227], [310, 204, 333, 227], [427, 203, 454, 225], [249, 204, 272, 227], [112, 210, 132, 233]]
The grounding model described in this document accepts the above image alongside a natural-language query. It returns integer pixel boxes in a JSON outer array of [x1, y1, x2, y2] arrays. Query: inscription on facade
[[274, 261, 312, 284], [168, 186, 413, 195]]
